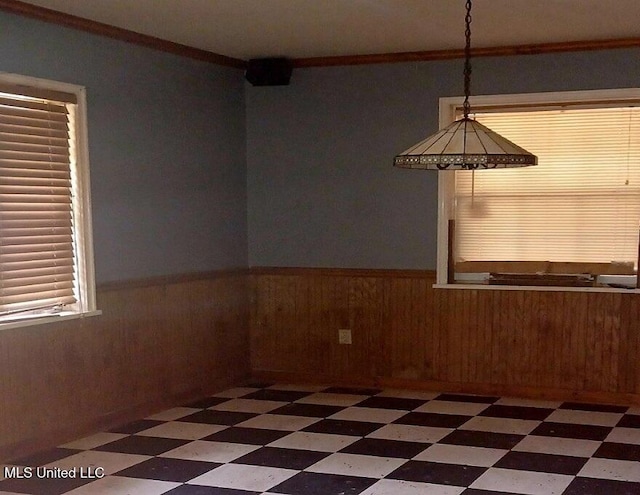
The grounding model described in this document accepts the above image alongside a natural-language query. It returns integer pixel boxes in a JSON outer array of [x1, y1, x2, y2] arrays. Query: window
[[437, 89, 640, 290], [0, 74, 97, 327]]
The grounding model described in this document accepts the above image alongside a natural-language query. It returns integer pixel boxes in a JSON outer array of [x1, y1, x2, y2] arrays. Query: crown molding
[[293, 38, 640, 68]]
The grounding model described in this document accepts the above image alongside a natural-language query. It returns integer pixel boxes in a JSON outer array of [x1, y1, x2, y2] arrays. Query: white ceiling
[[19, 0, 640, 61]]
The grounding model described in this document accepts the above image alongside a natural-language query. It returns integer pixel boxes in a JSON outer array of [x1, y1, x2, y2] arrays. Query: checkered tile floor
[[2, 384, 640, 495]]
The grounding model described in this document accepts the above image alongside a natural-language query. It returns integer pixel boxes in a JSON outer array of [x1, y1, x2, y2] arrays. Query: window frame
[[0, 72, 100, 329], [436, 87, 640, 293]]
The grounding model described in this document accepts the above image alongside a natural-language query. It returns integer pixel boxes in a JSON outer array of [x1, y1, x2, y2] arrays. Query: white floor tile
[[65, 476, 179, 494], [627, 407, 640, 415], [59, 432, 129, 450], [459, 416, 539, 435], [188, 463, 297, 491], [513, 435, 601, 457], [159, 440, 259, 462], [45, 451, 150, 476], [305, 452, 405, 478], [413, 400, 490, 416], [414, 443, 508, 467], [136, 422, 226, 440], [471, 467, 573, 495], [210, 398, 288, 413], [296, 393, 368, 407], [236, 414, 320, 431], [359, 478, 465, 495], [146, 407, 201, 421], [606, 427, 640, 445], [213, 387, 259, 398], [268, 431, 359, 452], [579, 458, 640, 482], [328, 407, 407, 423], [546, 409, 623, 427], [367, 424, 452, 443]]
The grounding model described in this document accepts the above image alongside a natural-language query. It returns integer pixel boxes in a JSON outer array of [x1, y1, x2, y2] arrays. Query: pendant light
[[394, 0, 537, 170]]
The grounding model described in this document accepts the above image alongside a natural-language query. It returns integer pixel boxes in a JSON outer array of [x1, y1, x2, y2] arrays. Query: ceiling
[[17, 0, 640, 61]]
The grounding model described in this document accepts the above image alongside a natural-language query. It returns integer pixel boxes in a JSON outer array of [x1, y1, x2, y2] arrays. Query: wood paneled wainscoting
[[0, 270, 250, 463], [250, 267, 640, 406]]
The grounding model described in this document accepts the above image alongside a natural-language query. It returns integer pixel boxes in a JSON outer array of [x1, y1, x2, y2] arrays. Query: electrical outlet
[[338, 329, 352, 345]]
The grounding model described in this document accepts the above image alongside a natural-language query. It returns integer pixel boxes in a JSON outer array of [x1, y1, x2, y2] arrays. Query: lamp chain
[[463, 0, 472, 119]]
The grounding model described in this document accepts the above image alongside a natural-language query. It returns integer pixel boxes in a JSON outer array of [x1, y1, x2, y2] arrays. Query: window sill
[[433, 283, 640, 294], [0, 310, 102, 331]]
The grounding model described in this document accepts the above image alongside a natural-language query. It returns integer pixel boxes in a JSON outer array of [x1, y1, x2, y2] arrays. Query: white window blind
[[454, 106, 640, 271], [0, 88, 78, 316]]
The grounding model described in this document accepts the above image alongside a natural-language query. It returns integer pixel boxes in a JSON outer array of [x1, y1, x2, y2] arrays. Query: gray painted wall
[[246, 49, 640, 269], [1, 11, 247, 283]]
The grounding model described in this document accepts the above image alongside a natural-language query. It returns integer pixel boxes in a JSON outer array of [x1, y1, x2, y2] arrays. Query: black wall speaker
[[245, 58, 293, 86]]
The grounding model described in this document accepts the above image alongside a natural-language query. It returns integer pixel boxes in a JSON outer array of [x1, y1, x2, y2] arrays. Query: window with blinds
[[452, 102, 640, 287], [0, 75, 96, 325]]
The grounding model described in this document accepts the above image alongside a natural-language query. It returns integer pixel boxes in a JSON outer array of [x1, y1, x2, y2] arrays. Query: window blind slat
[[0, 124, 68, 140], [0, 262, 74, 276], [0, 150, 70, 164], [0, 132, 69, 149], [1, 292, 76, 307], [1, 273, 75, 289]]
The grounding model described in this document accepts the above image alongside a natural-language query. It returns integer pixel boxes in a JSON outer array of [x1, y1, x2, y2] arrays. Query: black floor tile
[[339, 438, 429, 459], [355, 396, 427, 411], [494, 450, 588, 475], [166, 486, 260, 495], [185, 397, 232, 409], [271, 471, 377, 495], [108, 419, 164, 434], [231, 446, 328, 469], [203, 426, 289, 445], [394, 411, 472, 428], [462, 489, 522, 495], [242, 389, 311, 402], [435, 393, 499, 404], [94, 435, 189, 455], [302, 419, 384, 437], [245, 382, 275, 388], [115, 457, 219, 482], [531, 421, 613, 441], [323, 386, 382, 396], [177, 410, 258, 426], [617, 414, 640, 428], [560, 402, 629, 413], [563, 476, 640, 495], [441, 429, 525, 450], [387, 459, 486, 486], [0, 475, 91, 495], [479, 404, 553, 421], [10, 448, 80, 467], [593, 442, 640, 461], [270, 403, 343, 418]]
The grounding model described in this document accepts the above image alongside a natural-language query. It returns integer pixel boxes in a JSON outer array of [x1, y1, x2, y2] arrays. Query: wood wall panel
[[0, 271, 250, 463], [250, 268, 640, 405]]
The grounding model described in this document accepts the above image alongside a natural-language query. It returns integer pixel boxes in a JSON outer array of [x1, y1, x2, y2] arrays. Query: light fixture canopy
[[394, 0, 537, 171]]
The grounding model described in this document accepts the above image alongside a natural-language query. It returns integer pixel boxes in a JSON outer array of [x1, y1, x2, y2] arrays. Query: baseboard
[[252, 370, 640, 407], [0, 373, 250, 464]]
